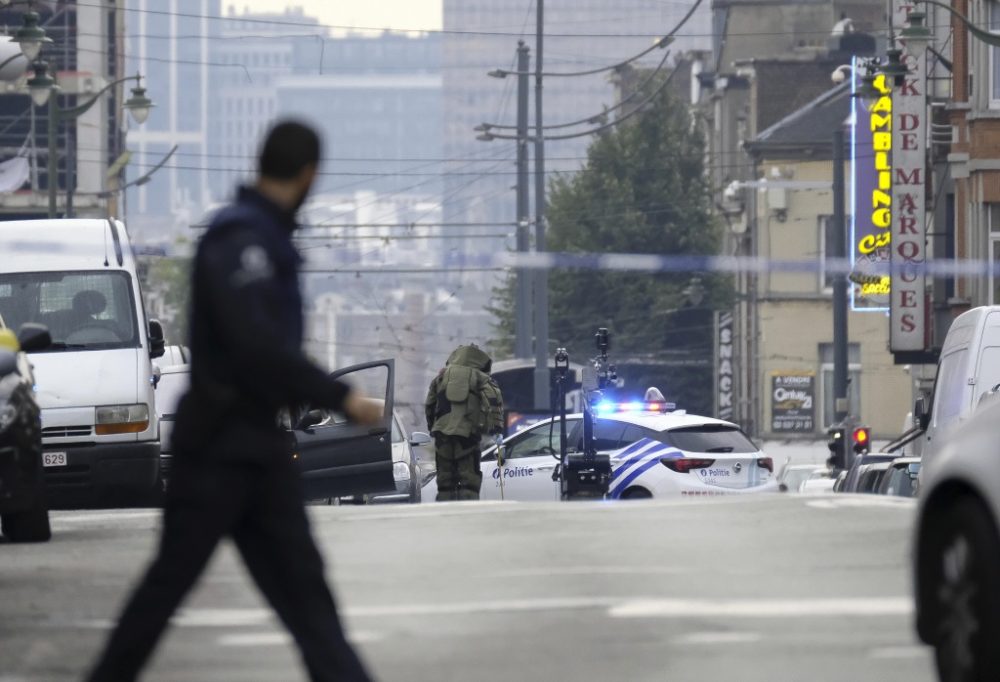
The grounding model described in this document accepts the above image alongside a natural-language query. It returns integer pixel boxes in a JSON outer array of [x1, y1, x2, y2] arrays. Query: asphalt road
[[0, 494, 934, 682]]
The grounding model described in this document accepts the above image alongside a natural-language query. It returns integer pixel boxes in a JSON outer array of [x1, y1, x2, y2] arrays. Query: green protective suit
[[425, 344, 495, 501]]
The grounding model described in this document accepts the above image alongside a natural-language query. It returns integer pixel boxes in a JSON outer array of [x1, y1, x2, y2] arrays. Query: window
[[0, 271, 138, 350], [932, 349, 969, 427], [819, 343, 862, 427], [991, 0, 1000, 106], [658, 425, 759, 453], [505, 421, 569, 459], [988, 204, 1000, 303]]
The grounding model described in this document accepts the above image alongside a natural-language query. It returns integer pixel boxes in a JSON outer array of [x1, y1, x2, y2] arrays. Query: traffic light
[[851, 426, 871, 455], [827, 425, 847, 470]]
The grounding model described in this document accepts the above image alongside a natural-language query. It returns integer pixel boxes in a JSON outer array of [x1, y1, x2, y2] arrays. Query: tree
[[491, 76, 730, 414]]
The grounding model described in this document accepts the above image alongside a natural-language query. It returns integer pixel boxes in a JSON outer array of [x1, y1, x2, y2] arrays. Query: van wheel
[[620, 487, 652, 500], [1, 499, 51, 542], [920, 496, 1000, 682]]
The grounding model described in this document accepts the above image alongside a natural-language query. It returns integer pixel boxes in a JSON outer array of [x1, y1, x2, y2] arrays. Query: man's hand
[[343, 392, 384, 425]]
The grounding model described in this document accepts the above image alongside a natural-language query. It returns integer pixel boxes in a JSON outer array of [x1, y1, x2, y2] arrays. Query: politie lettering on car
[[420, 395, 777, 501]]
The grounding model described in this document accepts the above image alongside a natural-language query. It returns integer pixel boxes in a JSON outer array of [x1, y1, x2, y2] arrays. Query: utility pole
[[514, 41, 532, 359], [532, 0, 549, 411], [832, 129, 850, 436]]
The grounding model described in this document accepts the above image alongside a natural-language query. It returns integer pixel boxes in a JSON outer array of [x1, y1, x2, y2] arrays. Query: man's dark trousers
[[86, 451, 371, 682]]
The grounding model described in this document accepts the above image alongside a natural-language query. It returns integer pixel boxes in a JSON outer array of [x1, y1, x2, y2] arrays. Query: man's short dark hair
[[258, 120, 321, 180]]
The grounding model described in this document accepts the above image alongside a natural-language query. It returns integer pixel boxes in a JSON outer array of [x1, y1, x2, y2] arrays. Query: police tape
[[5, 240, 999, 279], [299, 251, 1000, 278]]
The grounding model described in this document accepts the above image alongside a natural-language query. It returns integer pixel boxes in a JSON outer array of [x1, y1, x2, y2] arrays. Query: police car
[[422, 400, 776, 501]]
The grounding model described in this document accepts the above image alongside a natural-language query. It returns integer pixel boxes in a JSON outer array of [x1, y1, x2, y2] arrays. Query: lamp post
[[27, 62, 153, 218]]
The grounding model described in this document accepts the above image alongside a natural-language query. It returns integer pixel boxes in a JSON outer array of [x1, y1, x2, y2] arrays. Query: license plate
[[42, 451, 68, 467]]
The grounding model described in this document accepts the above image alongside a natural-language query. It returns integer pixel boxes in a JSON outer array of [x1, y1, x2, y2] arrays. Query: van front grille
[[42, 425, 93, 438]]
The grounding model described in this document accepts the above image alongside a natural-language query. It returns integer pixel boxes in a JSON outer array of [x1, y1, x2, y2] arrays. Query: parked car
[[877, 457, 921, 498], [422, 401, 776, 501], [838, 453, 896, 493], [156, 360, 397, 502], [153, 364, 190, 491], [777, 463, 829, 493], [335, 413, 431, 504], [0, 323, 52, 541], [914, 396, 1000, 681]]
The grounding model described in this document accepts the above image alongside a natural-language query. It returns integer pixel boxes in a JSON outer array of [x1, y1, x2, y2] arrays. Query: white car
[[422, 404, 776, 501], [914, 397, 1000, 682]]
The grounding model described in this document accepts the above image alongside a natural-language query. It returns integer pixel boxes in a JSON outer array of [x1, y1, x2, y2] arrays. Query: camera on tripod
[[553, 328, 614, 500]]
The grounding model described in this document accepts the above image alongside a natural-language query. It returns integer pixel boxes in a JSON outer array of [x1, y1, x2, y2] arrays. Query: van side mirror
[[17, 323, 51, 353], [148, 320, 166, 359], [914, 396, 930, 430]]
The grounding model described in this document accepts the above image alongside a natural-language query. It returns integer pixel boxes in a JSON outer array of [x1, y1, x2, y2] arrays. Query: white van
[[917, 305, 1000, 473], [0, 219, 164, 504]]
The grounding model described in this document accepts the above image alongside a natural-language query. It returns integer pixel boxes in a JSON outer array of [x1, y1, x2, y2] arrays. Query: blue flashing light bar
[[594, 401, 676, 416]]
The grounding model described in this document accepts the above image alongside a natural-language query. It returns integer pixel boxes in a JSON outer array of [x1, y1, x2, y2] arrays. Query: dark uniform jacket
[[172, 186, 349, 461]]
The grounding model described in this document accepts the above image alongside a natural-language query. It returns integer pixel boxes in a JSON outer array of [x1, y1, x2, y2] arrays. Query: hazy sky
[[237, 1, 443, 32]]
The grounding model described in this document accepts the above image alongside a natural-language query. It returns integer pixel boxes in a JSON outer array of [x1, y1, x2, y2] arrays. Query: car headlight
[[393, 461, 411, 482], [0, 403, 16, 434], [95, 404, 150, 435]]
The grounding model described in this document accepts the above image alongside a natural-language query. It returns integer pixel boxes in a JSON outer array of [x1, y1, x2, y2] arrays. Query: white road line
[[217, 632, 290, 647], [868, 645, 930, 659], [609, 597, 913, 619], [345, 596, 621, 618], [805, 497, 916, 510], [674, 631, 762, 645], [51, 510, 161, 524], [172, 609, 272, 628]]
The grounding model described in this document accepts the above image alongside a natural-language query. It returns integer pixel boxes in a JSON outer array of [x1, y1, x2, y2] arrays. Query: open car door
[[293, 359, 395, 500]]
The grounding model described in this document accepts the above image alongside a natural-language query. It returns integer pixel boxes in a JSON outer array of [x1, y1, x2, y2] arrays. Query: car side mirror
[[408, 431, 432, 446], [17, 323, 51, 353], [296, 408, 325, 430], [914, 396, 930, 430], [148, 320, 166, 359]]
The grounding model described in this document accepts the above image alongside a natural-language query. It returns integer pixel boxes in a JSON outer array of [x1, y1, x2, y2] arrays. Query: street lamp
[[27, 63, 154, 217], [912, 0, 1000, 49], [899, 10, 933, 54], [13, 9, 51, 61]]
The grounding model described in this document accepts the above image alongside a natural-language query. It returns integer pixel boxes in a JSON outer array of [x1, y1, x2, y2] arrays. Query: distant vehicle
[[156, 345, 189, 368], [158, 361, 397, 502], [336, 413, 431, 505], [422, 401, 776, 501], [0, 219, 165, 506], [0, 322, 52, 541], [153, 364, 190, 491], [778, 463, 829, 493], [915, 306, 1000, 477], [914, 397, 1000, 681], [877, 457, 921, 498], [855, 461, 891, 494], [838, 453, 896, 493]]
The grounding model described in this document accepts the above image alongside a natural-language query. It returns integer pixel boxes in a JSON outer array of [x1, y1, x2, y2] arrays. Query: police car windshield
[[655, 424, 758, 454]]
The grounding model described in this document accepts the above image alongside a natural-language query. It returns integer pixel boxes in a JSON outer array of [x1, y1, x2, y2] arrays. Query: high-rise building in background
[[125, 0, 221, 243]]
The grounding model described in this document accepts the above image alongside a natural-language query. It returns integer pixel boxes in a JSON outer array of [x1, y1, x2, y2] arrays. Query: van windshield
[[0, 271, 139, 351]]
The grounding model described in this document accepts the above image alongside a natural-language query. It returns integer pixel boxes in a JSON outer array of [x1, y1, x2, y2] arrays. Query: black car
[[838, 453, 897, 493], [0, 323, 52, 542], [160, 359, 397, 502]]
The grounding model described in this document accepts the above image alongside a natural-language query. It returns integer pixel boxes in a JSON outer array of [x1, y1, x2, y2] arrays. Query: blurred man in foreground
[[87, 121, 381, 682]]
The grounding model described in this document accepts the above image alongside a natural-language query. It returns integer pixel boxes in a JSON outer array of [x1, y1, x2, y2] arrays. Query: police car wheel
[[620, 487, 652, 500]]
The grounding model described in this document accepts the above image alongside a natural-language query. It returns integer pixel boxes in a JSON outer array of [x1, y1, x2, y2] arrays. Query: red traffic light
[[851, 426, 871, 452]]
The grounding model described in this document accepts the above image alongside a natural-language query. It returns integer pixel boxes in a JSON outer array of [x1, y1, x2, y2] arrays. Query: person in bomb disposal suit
[[86, 121, 382, 682], [425, 345, 504, 501]]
